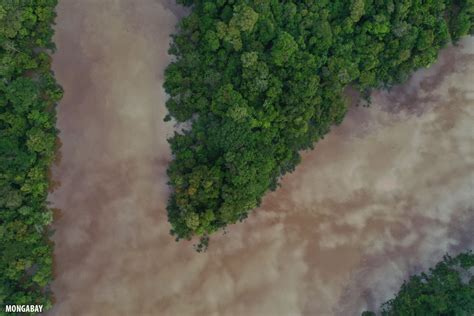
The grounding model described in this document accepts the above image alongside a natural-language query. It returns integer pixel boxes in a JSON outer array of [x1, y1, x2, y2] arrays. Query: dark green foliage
[[0, 0, 61, 312], [164, 0, 473, 248], [363, 251, 474, 316]]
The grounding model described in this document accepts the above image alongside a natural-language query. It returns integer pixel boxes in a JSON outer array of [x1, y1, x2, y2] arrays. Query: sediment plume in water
[[48, 1, 474, 315]]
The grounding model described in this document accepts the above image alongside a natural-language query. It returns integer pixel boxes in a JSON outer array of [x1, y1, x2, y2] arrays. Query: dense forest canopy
[[164, 0, 473, 248], [0, 0, 61, 311], [362, 251, 474, 316]]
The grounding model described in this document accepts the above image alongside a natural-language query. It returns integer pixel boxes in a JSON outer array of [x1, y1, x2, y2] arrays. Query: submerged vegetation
[[0, 0, 61, 310], [164, 0, 473, 248], [362, 251, 474, 316]]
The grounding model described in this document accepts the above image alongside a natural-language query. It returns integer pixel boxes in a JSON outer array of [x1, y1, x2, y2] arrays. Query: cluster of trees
[[362, 251, 474, 315], [164, 0, 473, 249], [0, 0, 61, 311]]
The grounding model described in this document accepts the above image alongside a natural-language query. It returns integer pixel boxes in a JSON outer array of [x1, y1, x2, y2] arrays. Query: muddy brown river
[[48, 1, 474, 315]]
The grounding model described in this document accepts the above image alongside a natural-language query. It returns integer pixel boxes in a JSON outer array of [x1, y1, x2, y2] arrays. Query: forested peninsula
[[164, 0, 473, 248], [0, 0, 62, 310]]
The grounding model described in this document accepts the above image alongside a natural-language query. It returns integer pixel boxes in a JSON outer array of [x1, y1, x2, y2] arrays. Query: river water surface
[[48, 1, 474, 315]]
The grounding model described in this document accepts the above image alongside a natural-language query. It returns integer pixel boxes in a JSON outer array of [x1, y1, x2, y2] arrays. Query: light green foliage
[[363, 251, 474, 315], [271, 31, 298, 66], [350, 0, 365, 23], [164, 0, 473, 249], [230, 4, 259, 33], [0, 0, 61, 312]]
